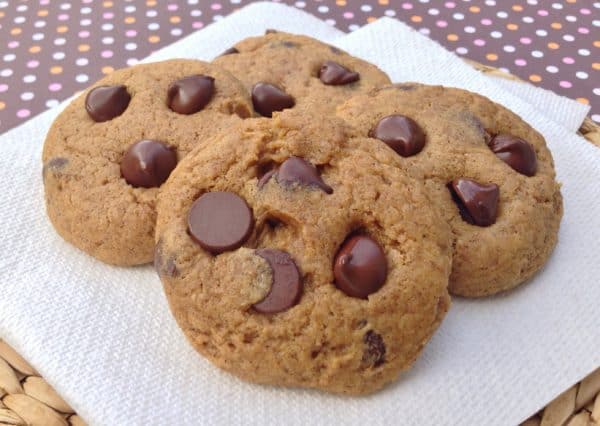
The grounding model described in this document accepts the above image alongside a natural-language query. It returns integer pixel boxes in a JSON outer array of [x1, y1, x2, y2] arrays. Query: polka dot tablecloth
[[0, 0, 598, 135]]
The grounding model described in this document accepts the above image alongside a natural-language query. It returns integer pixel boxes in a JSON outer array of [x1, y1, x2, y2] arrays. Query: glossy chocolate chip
[[187, 191, 254, 254], [333, 234, 387, 299], [489, 134, 537, 176], [85, 85, 130, 122], [251, 83, 295, 117], [167, 75, 215, 115], [220, 47, 239, 56], [362, 330, 386, 367], [369, 115, 426, 157], [449, 178, 500, 227], [121, 140, 177, 188], [319, 61, 360, 85], [260, 157, 333, 193], [253, 249, 302, 314]]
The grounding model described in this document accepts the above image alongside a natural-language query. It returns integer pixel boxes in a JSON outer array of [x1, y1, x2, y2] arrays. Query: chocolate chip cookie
[[43, 59, 252, 266], [336, 83, 563, 297], [213, 32, 391, 116], [154, 111, 452, 395]]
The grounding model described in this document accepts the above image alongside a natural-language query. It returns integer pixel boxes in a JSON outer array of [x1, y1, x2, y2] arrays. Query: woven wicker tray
[[1, 62, 599, 426]]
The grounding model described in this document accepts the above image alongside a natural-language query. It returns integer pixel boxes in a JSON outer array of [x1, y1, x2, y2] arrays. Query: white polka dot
[[464, 26, 476, 33], [0, 1, 7, 8], [349, 24, 360, 31], [419, 27, 430, 35], [419, 0, 429, 3], [497, 11, 508, 18], [230, 0, 241, 3], [578, 48, 590, 56], [20, 92, 34, 101], [80, 19, 91, 26], [102, 23, 114, 31], [46, 99, 59, 108], [60, 3, 71, 10], [14, 16, 26, 24], [522, 16, 534, 23], [148, 23, 160, 30], [0, 68, 13, 77], [102, 36, 114, 44], [491, 31, 502, 38], [594, 2, 600, 8], [551, 2, 563, 9], [213, 15, 223, 21], [503, 45, 515, 53], [536, 29, 547, 37], [575, 71, 588, 79], [325, 18, 335, 26], [187, 0, 198, 4], [81, 7, 91, 14], [531, 50, 543, 58], [318, 5, 329, 13], [593, 88, 600, 96], [76, 74, 89, 83], [16, 4, 27, 12], [76, 57, 88, 66], [3, 54, 15, 62], [361, 4, 372, 12], [52, 52, 65, 60], [32, 33, 44, 41], [171, 28, 182, 36], [546, 65, 559, 73], [34, 20, 46, 28], [456, 47, 468, 54], [295, 1, 306, 8], [453, 13, 464, 20], [563, 34, 575, 42], [126, 58, 138, 66], [125, 42, 137, 51], [527, 0, 538, 4], [384, 9, 396, 16], [565, 15, 577, 22], [592, 114, 600, 124], [499, 67, 510, 73], [190, 10, 201, 17], [428, 8, 439, 15], [593, 20, 600, 27], [23, 75, 36, 83], [485, 0, 495, 5], [124, 5, 136, 13], [54, 38, 66, 46]]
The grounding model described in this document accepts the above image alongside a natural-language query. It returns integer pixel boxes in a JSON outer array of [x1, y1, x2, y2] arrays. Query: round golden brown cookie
[[336, 83, 563, 297], [154, 111, 452, 395], [213, 31, 391, 116], [43, 59, 252, 266]]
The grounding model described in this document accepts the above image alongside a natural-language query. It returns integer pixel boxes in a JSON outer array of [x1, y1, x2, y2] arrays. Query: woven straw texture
[[0, 62, 598, 426]]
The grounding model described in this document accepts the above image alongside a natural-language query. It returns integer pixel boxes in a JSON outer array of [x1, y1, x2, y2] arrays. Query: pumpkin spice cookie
[[154, 111, 452, 395], [213, 31, 391, 116], [336, 83, 563, 297], [43, 59, 252, 266]]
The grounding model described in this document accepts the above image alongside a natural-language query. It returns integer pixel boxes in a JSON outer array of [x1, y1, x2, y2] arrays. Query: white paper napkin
[[1, 3, 599, 426]]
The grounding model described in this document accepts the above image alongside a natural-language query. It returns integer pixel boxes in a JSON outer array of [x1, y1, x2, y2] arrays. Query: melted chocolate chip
[[333, 234, 387, 299], [370, 115, 426, 157], [282, 41, 298, 48], [167, 75, 215, 115], [448, 178, 500, 227], [85, 85, 131, 122], [253, 249, 302, 314], [489, 134, 537, 176], [319, 61, 360, 86], [265, 29, 278, 34], [187, 191, 254, 254], [154, 240, 179, 278], [120, 140, 177, 188], [220, 47, 239, 56], [259, 157, 333, 193], [362, 330, 386, 367], [43, 157, 68, 178], [329, 45, 343, 55], [251, 83, 295, 117]]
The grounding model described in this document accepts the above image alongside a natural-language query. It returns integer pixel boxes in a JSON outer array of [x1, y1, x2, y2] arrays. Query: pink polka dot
[[211, 3, 222, 10], [474, 39, 486, 46], [49, 83, 62, 92], [580, 8, 591, 15], [578, 27, 589, 34], [445, 2, 456, 8], [559, 81, 572, 88], [101, 50, 113, 58], [436, 20, 448, 28], [0, 84, 8, 93], [343, 12, 353, 19], [168, 4, 179, 11], [520, 37, 532, 44], [16, 109, 30, 118], [103, 12, 114, 19], [39, 0, 49, 4], [402, 2, 413, 9], [515, 59, 527, 66], [8, 41, 19, 49], [537, 9, 548, 16], [481, 18, 492, 25], [562, 57, 575, 64], [82, 0, 92, 3], [79, 30, 90, 38], [26, 60, 39, 68], [126, 30, 137, 37], [192, 21, 204, 29], [58, 14, 69, 21]]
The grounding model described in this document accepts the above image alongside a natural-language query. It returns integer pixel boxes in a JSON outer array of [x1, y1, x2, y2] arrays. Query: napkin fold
[[1, 3, 599, 426]]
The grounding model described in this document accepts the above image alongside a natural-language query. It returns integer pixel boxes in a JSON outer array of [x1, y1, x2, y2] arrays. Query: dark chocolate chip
[[265, 29, 278, 34], [370, 114, 426, 157], [120, 140, 177, 188], [333, 234, 387, 299], [167, 75, 215, 115], [281, 41, 298, 48], [448, 178, 500, 227], [85, 85, 130, 122], [362, 330, 386, 367], [220, 47, 239, 56], [257, 169, 277, 188], [319, 61, 360, 86], [187, 191, 254, 254], [154, 240, 178, 278], [489, 134, 537, 176], [251, 82, 295, 117], [277, 157, 333, 193], [43, 157, 68, 178], [253, 249, 302, 314], [329, 45, 343, 55]]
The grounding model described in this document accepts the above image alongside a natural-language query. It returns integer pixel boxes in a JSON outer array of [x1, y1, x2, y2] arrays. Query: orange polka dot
[[149, 35, 160, 43], [10, 28, 21, 36], [566, 0, 576, 3], [592, 63, 600, 70], [170, 16, 181, 24], [576, 97, 589, 105], [29, 45, 41, 53], [0, 11, 5, 18], [367, 16, 377, 23], [411, 15, 422, 23], [447, 34, 459, 42], [124, 16, 136, 24], [37, 10, 48, 17], [102, 66, 114, 75], [78, 44, 90, 52], [56, 26, 68, 33], [50, 66, 63, 75], [103, 1, 113, 7], [548, 42, 560, 49], [486, 53, 498, 61], [469, 6, 480, 13], [593, 40, 600, 48], [0, 102, 5, 111], [336, 0, 346, 5], [529, 74, 542, 83], [378, 0, 389, 4], [512, 5, 523, 12], [551, 22, 562, 30], [146, 0, 157, 5], [507, 23, 519, 31]]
